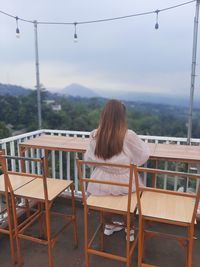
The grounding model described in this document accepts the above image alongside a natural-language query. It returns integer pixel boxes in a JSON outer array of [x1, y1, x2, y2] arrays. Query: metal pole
[[187, 0, 200, 144], [34, 20, 42, 129]]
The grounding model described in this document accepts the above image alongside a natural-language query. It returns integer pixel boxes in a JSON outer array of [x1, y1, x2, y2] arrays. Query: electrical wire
[[0, 0, 196, 26]]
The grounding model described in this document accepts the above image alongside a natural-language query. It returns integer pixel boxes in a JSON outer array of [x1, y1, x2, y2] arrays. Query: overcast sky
[[0, 0, 199, 98]]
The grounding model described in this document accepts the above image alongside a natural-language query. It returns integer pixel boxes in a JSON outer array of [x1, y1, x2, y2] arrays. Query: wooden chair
[[77, 160, 138, 267], [0, 152, 78, 267], [0, 150, 39, 264], [133, 165, 200, 267]]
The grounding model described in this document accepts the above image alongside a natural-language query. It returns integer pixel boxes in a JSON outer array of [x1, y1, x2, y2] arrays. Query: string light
[[74, 22, 78, 43], [15, 16, 20, 38], [0, 0, 196, 41], [155, 10, 160, 30]]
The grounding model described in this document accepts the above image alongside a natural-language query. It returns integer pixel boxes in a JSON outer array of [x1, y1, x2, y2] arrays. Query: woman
[[84, 99, 149, 239]]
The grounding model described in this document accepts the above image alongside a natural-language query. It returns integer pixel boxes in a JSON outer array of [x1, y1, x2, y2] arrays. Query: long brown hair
[[94, 99, 127, 159]]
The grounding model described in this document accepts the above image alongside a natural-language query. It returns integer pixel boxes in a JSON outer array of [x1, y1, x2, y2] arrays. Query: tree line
[[0, 91, 200, 139]]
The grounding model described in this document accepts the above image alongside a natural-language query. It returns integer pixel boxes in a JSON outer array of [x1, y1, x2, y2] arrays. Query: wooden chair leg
[[187, 225, 194, 267], [126, 241, 131, 267], [7, 195, 16, 264], [38, 202, 44, 238], [100, 211, 104, 251], [11, 194, 23, 267], [70, 184, 78, 248], [138, 217, 143, 267], [126, 215, 131, 267], [47, 241, 53, 267], [25, 198, 30, 217], [84, 206, 89, 267], [141, 219, 145, 262], [45, 205, 53, 267]]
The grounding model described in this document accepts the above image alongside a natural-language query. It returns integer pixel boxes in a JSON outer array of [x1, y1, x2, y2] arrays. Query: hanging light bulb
[[155, 10, 160, 30], [73, 22, 78, 43], [15, 16, 20, 38]]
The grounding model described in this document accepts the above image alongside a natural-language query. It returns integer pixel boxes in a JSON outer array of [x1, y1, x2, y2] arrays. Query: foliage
[[0, 92, 200, 139], [0, 122, 10, 138]]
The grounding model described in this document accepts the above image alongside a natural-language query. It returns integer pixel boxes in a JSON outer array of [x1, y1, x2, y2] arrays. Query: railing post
[[34, 20, 42, 129], [187, 0, 200, 144]]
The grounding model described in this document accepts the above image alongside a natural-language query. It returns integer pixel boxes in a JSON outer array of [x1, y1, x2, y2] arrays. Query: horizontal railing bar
[[0, 129, 45, 144], [138, 167, 200, 179], [1, 129, 200, 145]]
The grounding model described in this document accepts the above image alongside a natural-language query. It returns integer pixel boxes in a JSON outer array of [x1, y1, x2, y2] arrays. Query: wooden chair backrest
[[133, 165, 200, 225], [76, 160, 134, 213], [0, 150, 48, 200]]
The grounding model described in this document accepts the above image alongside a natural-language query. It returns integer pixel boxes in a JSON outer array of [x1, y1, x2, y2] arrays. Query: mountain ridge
[[0, 82, 196, 108]]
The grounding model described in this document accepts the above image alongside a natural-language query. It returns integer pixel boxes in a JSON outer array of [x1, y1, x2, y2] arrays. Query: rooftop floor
[[0, 198, 200, 267]]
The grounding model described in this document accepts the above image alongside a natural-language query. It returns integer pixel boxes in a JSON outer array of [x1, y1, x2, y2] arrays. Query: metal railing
[[1, 129, 200, 193], [1, 129, 200, 220]]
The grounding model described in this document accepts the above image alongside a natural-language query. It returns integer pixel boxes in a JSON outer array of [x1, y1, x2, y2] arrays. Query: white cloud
[[0, 0, 198, 96]]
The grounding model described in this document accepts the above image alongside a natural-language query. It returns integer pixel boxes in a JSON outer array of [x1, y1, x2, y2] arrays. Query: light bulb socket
[[15, 16, 20, 38], [155, 10, 160, 30], [73, 22, 78, 42]]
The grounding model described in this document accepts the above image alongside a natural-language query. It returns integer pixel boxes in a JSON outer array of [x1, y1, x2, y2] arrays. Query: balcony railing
[[0, 129, 200, 195], [0, 129, 200, 220]]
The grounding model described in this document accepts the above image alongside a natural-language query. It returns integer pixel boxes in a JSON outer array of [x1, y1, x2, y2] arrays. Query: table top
[[151, 143, 200, 162], [20, 134, 88, 153], [19, 134, 200, 163]]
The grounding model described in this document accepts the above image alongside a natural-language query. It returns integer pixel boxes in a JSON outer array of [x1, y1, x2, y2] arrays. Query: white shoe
[[104, 224, 123, 236], [125, 229, 135, 242]]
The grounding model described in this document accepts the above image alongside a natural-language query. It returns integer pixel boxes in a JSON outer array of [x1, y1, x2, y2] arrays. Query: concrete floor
[[0, 198, 199, 267]]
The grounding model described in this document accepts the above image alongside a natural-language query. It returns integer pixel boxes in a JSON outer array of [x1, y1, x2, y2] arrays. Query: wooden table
[[19, 134, 200, 164], [19, 134, 88, 154], [151, 143, 200, 164], [19, 135, 89, 174], [18, 134, 200, 190]]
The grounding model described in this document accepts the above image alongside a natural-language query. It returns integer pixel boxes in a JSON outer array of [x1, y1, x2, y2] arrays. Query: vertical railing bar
[[196, 165, 200, 193], [163, 161, 168, 190], [186, 163, 190, 192], [30, 148, 35, 174], [36, 148, 41, 175], [66, 152, 70, 180], [58, 133, 63, 179], [174, 140, 180, 191], [10, 141, 16, 171], [174, 164, 178, 191], [59, 150, 63, 179], [74, 152, 78, 192], [51, 151, 56, 178], [24, 137, 30, 173], [17, 139, 22, 172], [50, 132, 56, 178]]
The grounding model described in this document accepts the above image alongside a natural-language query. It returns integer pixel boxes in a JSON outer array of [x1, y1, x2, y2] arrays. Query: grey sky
[[0, 0, 199, 97]]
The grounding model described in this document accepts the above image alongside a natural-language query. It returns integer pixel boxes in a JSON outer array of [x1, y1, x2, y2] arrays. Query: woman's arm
[[84, 130, 96, 161], [126, 130, 150, 166]]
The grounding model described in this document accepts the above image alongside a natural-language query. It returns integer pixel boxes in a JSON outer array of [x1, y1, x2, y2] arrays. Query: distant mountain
[[59, 83, 99, 98], [55, 83, 193, 107], [0, 83, 32, 96], [0, 82, 197, 108], [99, 90, 190, 107]]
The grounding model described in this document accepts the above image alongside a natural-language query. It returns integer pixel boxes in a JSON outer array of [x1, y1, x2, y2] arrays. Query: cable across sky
[[0, 0, 196, 26]]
